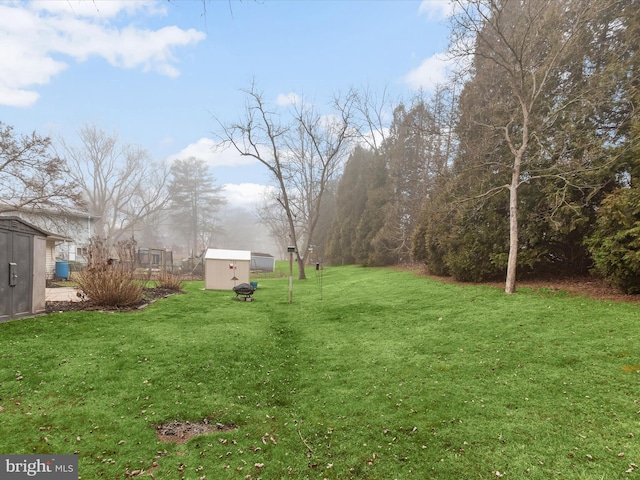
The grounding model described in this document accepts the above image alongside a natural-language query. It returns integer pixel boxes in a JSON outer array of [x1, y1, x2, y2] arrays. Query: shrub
[[155, 272, 184, 292], [76, 237, 143, 306], [586, 187, 640, 294]]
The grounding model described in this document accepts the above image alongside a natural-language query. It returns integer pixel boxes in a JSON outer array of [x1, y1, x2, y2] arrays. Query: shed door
[[0, 230, 33, 322]]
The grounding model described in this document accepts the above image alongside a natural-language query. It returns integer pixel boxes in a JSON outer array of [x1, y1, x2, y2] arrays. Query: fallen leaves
[[261, 432, 278, 445], [156, 420, 237, 444], [622, 365, 640, 373]]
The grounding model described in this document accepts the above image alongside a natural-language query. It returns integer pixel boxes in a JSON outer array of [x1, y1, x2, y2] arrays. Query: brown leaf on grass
[[622, 365, 640, 373]]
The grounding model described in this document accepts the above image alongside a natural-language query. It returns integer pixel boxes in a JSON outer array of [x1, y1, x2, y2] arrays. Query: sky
[[0, 0, 455, 212]]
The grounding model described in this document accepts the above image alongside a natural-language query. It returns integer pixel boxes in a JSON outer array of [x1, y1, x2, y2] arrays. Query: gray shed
[[0, 217, 48, 322], [250, 252, 275, 272]]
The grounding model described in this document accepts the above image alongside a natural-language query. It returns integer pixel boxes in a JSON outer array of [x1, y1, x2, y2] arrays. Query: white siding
[[204, 249, 251, 290], [45, 240, 57, 279], [33, 236, 47, 313]]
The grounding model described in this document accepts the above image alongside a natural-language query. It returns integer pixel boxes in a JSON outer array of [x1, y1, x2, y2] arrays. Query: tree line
[[1, 0, 637, 293], [326, 0, 638, 293], [0, 122, 225, 260]]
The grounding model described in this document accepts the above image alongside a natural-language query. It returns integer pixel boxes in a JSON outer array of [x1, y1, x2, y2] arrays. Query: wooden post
[[287, 246, 295, 304], [289, 251, 293, 304]]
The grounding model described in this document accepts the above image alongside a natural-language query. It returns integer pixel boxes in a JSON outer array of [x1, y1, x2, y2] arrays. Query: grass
[[1, 265, 640, 479]]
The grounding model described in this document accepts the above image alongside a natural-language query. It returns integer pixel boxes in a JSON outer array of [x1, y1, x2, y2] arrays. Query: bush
[[586, 187, 640, 294], [155, 272, 184, 292], [76, 237, 144, 306]]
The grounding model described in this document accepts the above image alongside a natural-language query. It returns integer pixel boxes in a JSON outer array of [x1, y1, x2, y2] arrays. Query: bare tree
[[256, 191, 290, 259], [450, 0, 598, 293], [0, 122, 80, 214], [352, 86, 395, 153], [216, 83, 356, 279], [56, 124, 170, 243]]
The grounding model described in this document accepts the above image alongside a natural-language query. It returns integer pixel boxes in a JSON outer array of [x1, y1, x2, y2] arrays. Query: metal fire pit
[[232, 283, 255, 301]]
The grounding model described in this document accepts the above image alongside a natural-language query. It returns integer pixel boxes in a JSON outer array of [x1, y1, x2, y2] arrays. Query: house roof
[[205, 248, 252, 261], [0, 203, 99, 219], [0, 212, 76, 241]]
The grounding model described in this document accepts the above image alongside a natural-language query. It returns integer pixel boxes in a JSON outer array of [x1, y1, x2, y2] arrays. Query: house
[[204, 248, 251, 290], [0, 207, 96, 278], [0, 217, 49, 321]]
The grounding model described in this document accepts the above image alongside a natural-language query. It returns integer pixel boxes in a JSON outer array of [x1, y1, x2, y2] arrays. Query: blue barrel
[[55, 261, 69, 280]]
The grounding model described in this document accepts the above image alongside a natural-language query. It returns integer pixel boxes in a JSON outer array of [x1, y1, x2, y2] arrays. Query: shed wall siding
[[205, 259, 250, 290], [250, 255, 275, 272]]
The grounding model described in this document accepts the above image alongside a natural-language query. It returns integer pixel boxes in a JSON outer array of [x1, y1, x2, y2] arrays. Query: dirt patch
[[155, 419, 237, 444], [45, 287, 183, 313]]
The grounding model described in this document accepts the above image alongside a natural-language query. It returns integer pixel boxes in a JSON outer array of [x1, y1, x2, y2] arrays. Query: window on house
[[76, 247, 88, 257]]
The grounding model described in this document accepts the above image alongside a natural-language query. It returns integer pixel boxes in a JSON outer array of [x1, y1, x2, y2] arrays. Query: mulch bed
[[45, 287, 183, 313]]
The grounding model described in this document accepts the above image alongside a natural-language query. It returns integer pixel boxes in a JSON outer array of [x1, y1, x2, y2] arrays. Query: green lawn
[[1, 265, 639, 479]]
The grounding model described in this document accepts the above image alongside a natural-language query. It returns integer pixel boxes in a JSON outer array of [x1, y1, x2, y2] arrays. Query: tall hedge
[[586, 186, 640, 293]]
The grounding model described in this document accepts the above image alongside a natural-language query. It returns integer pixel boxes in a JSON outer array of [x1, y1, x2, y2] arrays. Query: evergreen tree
[[327, 147, 373, 264], [168, 157, 225, 257], [416, 0, 632, 286]]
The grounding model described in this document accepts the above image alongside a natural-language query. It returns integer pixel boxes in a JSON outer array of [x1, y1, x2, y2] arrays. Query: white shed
[[204, 248, 251, 290]]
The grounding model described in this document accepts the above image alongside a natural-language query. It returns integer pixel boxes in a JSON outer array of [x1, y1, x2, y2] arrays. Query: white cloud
[[167, 137, 259, 168], [0, 85, 40, 108], [418, 0, 459, 19], [358, 127, 390, 152], [404, 52, 451, 92], [222, 183, 275, 209], [0, 1, 205, 108], [31, 0, 165, 19], [276, 92, 301, 107]]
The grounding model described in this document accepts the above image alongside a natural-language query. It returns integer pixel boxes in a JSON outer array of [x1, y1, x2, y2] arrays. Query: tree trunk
[[297, 255, 307, 280], [505, 156, 521, 294]]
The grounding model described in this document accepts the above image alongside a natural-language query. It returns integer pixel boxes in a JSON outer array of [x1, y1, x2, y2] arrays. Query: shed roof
[[251, 252, 274, 258], [205, 248, 252, 261], [0, 215, 51, 237]]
